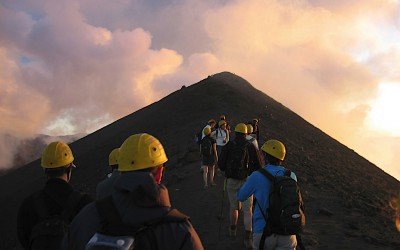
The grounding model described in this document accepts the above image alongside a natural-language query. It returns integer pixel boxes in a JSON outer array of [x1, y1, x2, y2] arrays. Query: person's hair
[[45, 165, 72, 178], [264, 153, 282, 166], [235, 131, 246, 138]]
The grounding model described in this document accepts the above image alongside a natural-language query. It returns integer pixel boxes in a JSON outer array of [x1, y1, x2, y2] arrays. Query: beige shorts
[[226, 178, 253, 211]]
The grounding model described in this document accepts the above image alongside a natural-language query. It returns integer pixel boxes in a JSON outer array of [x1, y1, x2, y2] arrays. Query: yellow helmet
[[108, 148, 120, 166], [246, 124, 254, 134], [41, 141, 74, 169], [218, 120, 226, 126], [261, 139, 286, 161], [234, 123, 247, 134], [118, 133, 168, 172], [203, 127, 212, 136]]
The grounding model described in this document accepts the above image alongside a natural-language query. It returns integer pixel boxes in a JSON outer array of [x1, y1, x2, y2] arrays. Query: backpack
[[200, 137, 212, 157], [225, 140, 250, 180], [28, 190, 82, 250], [256, 168, 305, 249], [86, 196, 189, 250]]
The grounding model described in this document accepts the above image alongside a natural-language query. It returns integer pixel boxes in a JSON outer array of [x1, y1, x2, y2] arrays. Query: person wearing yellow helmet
[[96, 148, 121, 200], [17, 141, 93, 250], [200, 126, 218, 189], [63, 134, 203, 250], [218, 123, 263, 247], [252, 118, 260, 141], [211, 120, 230, 157], [245, 124, 259, 150], [238, 140, 304, 250]]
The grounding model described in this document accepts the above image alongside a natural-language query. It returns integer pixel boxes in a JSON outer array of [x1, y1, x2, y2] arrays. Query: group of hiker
[[17, 134, 203, 250], [198, 115, 305, 250], [16, 115, 305, 250]]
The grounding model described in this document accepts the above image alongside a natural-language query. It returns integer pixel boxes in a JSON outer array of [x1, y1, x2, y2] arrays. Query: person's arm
[[225, 129, 229, 143], [213, 143, 218, 163], [237, 173, 256, 202]]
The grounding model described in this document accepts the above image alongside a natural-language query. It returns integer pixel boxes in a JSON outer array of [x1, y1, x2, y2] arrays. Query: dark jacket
[[96, 169, 120, 200], [62, 171, 204, 250], [17, 178, 93, 249], [218, 135, 263, 178]]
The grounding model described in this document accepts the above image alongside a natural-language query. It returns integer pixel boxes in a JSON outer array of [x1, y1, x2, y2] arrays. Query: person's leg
[[275, 235, 297, 250], [254, 233, 278, 250], [252, 233, 262, 250], [202, 165, 209, 188], [209, 165, 216, 185], [243, 194, 253, 231], [227, 179, 239, 236]]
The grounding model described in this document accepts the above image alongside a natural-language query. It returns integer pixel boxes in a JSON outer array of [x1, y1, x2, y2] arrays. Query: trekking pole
[[217, 178, 227, 240]]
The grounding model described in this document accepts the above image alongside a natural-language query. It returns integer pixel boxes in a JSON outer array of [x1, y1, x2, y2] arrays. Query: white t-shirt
[[246, 134, 259, 149], [211, 128, 229, 146]]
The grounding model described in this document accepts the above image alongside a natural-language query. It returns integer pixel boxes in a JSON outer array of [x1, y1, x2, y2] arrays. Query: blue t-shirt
[[237, 164, 297, 233]]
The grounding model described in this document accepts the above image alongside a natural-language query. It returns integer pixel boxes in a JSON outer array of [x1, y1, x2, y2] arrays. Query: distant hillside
[[0, 72, 398, 249], [0, 133, 85, 176]]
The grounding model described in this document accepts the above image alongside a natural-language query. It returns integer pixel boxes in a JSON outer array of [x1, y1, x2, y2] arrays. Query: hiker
[[212, 120, 230, 157], [96, 148, 120, 200], [220, 115, 231, 133], [199, 119, 217, 171], [246, 124, 259, 150], [62, 133, 203, 250], [17, 141, 93, 250], [218, 123, 263, 249], [252, 118, 260, 141], [201, 127, 218, 189], [237, 140, 305, 250]]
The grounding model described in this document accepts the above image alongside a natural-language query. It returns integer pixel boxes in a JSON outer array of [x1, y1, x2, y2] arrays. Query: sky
[[0, 0, 399, 180]]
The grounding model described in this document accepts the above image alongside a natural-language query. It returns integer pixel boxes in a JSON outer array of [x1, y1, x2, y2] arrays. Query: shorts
[[227, 178, 253, 211]]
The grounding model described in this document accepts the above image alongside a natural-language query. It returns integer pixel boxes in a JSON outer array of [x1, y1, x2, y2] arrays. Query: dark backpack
[[86, 196, 189, 250], [29, 190, 82, 250], [225, 140, 250, 180], [200, 137, 213, 157], [256, 168, 305, 249]]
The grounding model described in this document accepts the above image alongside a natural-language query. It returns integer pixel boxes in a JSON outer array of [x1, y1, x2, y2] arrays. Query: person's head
[[261, 139, 286, 166], [208, 119, 216, 128], [220, 115, 226, 120], [246, 124, 253, 135], [118, 133, 168, 184], [253, 118, 259, 125], [203, 127, 212, 137], [218, 120, 226, 129], [41, 141, 75, 182], [108, 148, 120, 171], [234, 123, 247, 138]]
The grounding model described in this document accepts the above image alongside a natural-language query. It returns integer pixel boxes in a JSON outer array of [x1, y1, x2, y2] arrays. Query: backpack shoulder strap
[[258, 168, 275, 182]]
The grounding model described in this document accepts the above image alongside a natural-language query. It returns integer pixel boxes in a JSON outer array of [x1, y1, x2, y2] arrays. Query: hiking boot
[[229, 225, 237, 238], [244, 230, 253, 249], [210, 182, 217, 186], [203, 185, 208, 189]]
